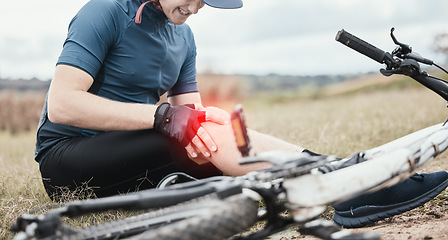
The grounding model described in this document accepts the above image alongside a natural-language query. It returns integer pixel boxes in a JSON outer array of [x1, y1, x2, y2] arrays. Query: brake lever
[[390, 28, 434, 66], [391, 27, 412, 55]]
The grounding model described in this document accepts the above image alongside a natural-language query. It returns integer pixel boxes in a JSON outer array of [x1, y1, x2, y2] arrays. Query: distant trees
[[0, 91, 44, 134], [434, 33, 448, 63]]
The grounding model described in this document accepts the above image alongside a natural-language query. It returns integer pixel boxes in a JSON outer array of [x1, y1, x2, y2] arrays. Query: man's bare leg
[[194, 122, 304, 176]]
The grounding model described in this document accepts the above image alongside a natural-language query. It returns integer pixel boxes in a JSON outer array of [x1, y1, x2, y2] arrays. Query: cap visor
[[202, 0, 243, 9]]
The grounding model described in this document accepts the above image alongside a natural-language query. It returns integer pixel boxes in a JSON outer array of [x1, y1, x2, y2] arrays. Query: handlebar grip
[[336, 29, 386, 64]]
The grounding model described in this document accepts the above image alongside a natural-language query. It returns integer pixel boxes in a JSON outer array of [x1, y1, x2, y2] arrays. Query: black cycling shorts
[[39, 129, 222, 200]]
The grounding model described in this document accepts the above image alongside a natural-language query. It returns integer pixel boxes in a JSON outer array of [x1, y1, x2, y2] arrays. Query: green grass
[[1, 85, 448, 239]]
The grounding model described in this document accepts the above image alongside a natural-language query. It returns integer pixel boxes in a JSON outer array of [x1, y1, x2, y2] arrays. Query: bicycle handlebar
[[335, 28, 448, 102], [411, 73, 448, 102], [336, 29, 387, 64]]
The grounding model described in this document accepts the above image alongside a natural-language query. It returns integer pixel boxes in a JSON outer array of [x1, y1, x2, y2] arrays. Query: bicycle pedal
[[299, 219, 380, 240]]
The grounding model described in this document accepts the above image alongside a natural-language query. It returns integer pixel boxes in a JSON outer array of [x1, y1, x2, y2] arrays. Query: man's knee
[[202, 122, 237, 151]]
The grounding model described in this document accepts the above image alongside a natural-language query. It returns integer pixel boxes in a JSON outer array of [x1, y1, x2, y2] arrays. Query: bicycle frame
[[285, 123, 448, 207]]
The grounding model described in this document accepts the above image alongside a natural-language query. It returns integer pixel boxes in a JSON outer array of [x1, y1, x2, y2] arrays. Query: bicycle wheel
[[51, 194, 258, 240], [126, 194, 259, 240]]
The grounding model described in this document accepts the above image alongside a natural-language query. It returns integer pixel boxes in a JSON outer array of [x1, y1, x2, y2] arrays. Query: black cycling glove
[[153, 102, 206, 146]]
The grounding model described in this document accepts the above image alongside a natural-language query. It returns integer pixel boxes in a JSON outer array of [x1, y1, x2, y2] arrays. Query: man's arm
[[168, 92, 202, 107], [47, 64, 157, 130]]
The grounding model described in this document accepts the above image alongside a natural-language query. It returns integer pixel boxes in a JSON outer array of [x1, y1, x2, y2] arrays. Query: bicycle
[[10, 27, 448, 240]]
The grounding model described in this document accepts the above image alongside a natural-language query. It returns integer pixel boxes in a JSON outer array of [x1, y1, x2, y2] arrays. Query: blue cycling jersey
[[35, 0, 199, 162]]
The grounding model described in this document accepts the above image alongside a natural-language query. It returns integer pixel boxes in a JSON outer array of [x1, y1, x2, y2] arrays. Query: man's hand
[[153, 103, 207, 147], [154, 103, 231, 164], [200, 106, 230, 125], [184, 106, 231, 161]]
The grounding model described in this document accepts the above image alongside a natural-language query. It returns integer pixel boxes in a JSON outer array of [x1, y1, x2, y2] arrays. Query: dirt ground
[[354, 211, 448, 240], [266, 193, 448, 240]]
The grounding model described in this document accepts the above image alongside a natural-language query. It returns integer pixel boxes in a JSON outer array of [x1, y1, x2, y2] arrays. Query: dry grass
[[0, 131, 49, 239], [1, 75, 448, 239], [244, 84, 447, 158]]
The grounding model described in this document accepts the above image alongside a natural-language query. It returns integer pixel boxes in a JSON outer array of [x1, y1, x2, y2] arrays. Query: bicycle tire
[[50, 194, 258, 240], [126, 194, 259, 240]]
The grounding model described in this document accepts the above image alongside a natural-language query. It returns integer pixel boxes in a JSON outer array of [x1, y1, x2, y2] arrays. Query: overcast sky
[[1, 0, 447, 80]]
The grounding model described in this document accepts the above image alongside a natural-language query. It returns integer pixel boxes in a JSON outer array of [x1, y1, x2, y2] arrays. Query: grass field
[[1, 77, 448, 239]]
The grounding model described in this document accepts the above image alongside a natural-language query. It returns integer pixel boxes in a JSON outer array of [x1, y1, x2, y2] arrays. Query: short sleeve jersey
[[35, 0, 199, 162]]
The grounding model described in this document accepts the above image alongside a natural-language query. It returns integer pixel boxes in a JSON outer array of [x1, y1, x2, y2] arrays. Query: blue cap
[[201, 0, 243, 9]]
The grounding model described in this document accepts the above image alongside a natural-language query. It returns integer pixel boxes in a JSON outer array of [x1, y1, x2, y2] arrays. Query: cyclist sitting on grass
[[35, 0, 448, 228]]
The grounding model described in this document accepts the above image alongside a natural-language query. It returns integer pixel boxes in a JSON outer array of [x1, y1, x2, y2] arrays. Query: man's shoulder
[[85, 0, 118, 9], [174, 23, 195, 41], [84, 0, 138, 17]]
